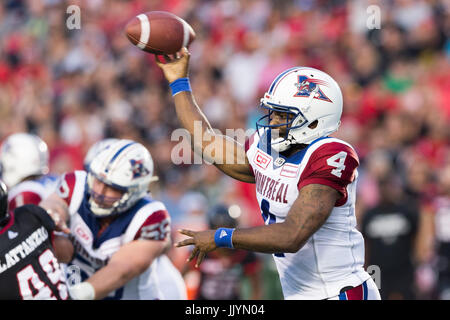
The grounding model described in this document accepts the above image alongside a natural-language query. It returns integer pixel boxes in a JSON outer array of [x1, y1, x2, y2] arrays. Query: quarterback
[[155, 48, 380, 300]]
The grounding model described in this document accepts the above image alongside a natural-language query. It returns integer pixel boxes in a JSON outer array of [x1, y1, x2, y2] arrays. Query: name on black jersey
[[0, 226, 49, 274]]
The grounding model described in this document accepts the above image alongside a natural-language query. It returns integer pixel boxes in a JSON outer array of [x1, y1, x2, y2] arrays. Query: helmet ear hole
[[308, 120, 319, 129]]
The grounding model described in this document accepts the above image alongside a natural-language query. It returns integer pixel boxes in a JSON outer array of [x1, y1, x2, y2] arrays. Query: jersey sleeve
[[123, 201, 172, 243], [134, 209, 171, 241], [297, 142, 359, 207], [8, 191, 42, 211], [55, 171, 79, 206]]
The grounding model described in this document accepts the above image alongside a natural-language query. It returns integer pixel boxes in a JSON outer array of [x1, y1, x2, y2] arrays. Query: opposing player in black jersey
[[0, 180, 68, 300]]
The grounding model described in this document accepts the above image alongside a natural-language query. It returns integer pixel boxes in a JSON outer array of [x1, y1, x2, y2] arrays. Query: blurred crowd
[[0, 0, 449, 299]]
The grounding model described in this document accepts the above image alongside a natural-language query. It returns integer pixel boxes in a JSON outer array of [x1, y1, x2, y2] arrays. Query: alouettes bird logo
[[130, 159, 149, 179], [294, 75, 332, 103]]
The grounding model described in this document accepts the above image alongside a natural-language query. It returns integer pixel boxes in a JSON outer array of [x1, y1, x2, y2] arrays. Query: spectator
[[361, 175, 419, 299]]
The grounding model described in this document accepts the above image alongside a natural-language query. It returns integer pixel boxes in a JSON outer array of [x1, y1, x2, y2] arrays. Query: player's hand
[[154, 47, 190, 83], [175, 229, 217, 267], [47, 209, 70, 234]]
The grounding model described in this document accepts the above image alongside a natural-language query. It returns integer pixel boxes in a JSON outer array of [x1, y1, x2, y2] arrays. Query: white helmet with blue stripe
[[257, 67, 343, 152], [83, 138, 119, 171], [87, 139, 154, 217]]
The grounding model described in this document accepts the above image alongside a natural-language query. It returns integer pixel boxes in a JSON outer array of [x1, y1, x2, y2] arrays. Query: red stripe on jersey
[[57, 172, 77, 206], [8, 191, 42, 211], [345, 284, 364, 300], [298, 142, 359, 207], [134, 210, 171, 241]]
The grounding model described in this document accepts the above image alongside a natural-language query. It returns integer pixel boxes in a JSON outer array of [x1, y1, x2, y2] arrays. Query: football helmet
[[0, 133, 50, 188], [87, 139, 154, 217], [0, 180, 9, 227], [83, 138, 119, 171], [256, 67, 343, 152]]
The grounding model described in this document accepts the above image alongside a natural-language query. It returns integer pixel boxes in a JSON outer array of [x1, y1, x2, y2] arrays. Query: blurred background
[[0, 0, 449, 300]]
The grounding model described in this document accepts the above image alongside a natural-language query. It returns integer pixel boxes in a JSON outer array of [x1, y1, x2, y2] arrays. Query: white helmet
[[0, 133, 49, 188], [83, 138, 119, 171], [256, 67, 343, 151], [87, 139, 154, 217]]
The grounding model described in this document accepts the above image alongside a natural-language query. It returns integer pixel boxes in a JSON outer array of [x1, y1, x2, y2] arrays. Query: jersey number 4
[[326, 151, 347, 178]]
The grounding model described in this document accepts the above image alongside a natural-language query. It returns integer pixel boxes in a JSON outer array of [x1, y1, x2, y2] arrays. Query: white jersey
[[246, 131, 371, 299], [56, 170, 178, 300], [8, 175, 59, 210]]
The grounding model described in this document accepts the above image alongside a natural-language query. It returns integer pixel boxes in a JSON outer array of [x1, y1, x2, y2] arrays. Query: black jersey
[[0, 204, 68, 300]]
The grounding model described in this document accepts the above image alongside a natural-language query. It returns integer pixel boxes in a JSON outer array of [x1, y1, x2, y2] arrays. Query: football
[[125, 11, 196, 55]]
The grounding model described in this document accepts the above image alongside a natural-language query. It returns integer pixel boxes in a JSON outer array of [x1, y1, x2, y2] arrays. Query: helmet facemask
[[86, 172, 130, 217], [256, 99, 310, 153]]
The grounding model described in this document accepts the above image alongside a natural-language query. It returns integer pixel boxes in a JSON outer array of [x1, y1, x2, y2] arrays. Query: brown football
[[125, 11, 196, 55]]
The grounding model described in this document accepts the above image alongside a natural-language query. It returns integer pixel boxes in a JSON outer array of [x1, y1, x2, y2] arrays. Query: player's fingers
[[187, 247, 199, 262], [195, 251, 206, 268], [178, 229, 195, 237], [60, 223, 71, 234], [182, 47, 190, 60], [181, 47, 189, 55], [50, 212, 60, 225], [175, 237, 195, 247]]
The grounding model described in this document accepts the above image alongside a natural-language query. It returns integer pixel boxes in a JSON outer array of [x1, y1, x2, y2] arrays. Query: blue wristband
[[169, 77, 191, 96], [214, 228, 235, 249]]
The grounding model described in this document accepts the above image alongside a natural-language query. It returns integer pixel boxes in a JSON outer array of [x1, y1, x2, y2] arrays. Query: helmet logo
[[294, 76, 332, 103], [130, 159, 149, 179]]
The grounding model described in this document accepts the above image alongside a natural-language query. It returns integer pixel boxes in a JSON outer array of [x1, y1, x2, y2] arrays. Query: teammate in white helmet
[[40, 139, 176, 300], [0, 133, 73, 263], [0, 133, 58, 210], [80, 138, 187, 300], [154, 48, 381, 300]]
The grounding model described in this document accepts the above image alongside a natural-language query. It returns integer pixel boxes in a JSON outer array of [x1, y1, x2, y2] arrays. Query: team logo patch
[[294, 75, 332, 103], [130, 159, 149, 179], [254, 150, 271, 170], [274, 157, 286, 167], [280, 163, 299, 178]]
